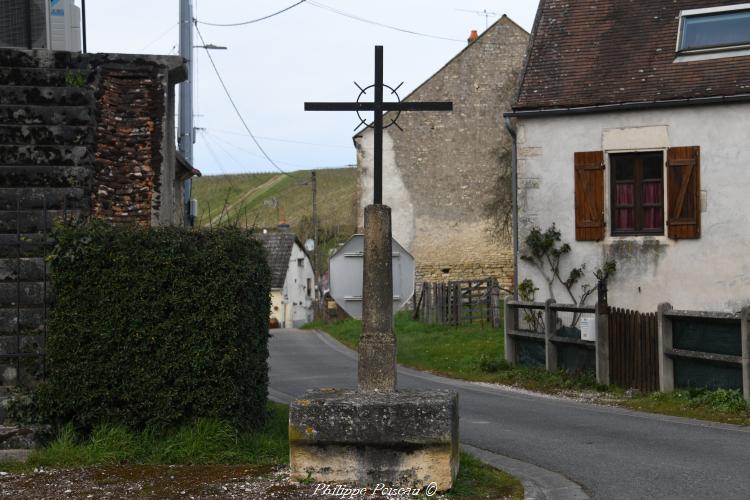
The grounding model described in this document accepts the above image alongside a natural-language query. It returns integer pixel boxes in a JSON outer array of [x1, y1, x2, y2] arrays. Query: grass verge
[[0, 401, 523, 499], [305, 313, 750, 426], [451, 452, 523, 499], [0, 401, 288, 473], [303, 313, 601, 393]]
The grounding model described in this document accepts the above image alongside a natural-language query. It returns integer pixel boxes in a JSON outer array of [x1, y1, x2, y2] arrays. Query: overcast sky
[[84, 1, 537, 176]]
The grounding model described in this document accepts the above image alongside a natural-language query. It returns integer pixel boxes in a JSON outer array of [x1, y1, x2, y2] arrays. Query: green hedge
[[36, 222, 271, 431]]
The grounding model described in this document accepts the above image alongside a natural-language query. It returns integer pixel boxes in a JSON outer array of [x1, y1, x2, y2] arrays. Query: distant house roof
[[255, 231, 307, 289], [513, 0, 750, 114]]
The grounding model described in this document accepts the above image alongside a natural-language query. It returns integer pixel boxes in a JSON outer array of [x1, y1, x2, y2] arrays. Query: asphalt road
[[269, 328, 750, 500]]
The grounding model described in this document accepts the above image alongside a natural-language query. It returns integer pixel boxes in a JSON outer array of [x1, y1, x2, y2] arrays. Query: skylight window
[[678, 4, 750, 53]]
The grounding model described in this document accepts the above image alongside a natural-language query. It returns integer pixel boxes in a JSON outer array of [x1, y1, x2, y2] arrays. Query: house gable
[[353, 16, 528, 289]]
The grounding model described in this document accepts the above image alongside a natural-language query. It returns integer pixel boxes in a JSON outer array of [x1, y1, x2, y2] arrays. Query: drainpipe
[[504, 116, 519, 300]]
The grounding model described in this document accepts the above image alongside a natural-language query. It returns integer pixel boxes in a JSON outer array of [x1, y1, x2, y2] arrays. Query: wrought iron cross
[[305, 46, 453, 204]]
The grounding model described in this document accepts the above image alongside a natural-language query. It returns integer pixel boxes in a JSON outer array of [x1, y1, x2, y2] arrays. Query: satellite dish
[[305, 239, 315, 252]]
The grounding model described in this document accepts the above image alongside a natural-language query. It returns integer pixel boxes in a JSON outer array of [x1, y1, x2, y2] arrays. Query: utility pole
[[81, 0, 87, 53], [178, 0, 194, 226], [311, 170, 319, 305]]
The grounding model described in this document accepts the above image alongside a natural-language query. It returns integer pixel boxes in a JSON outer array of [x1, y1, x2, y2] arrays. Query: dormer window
[[677, 4, 750, 53]]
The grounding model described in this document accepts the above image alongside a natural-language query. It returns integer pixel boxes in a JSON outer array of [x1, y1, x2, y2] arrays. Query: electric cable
[[196, 0, 307, 27], [194, 22, 298, 179], [210, 128, 351, 150], [305, 0, 464, 43]]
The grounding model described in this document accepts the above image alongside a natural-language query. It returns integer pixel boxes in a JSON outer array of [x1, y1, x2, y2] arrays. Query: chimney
[[468, 30, 479, 44]]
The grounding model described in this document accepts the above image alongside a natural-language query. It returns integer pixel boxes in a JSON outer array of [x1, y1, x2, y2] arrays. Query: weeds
[[24, 402, 289, 469]]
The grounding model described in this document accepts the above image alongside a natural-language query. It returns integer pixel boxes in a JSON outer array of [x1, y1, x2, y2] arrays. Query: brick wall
[[92, 64, 165, 225], [355, 17, 528, 291]]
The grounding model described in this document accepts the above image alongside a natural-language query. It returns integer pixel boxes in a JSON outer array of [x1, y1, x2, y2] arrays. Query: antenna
[[455, 8, 501, 29]]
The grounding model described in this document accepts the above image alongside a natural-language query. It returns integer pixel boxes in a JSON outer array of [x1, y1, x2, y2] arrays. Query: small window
[[297, 258, 304, 267], [306, 278, 312, 297], [678, 5, 750, 53], [610, 152, 664, 236]]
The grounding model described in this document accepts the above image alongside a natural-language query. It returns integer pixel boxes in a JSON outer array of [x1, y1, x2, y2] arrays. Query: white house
[[506, 0, 750, 313], [257, 230, 315, 328]]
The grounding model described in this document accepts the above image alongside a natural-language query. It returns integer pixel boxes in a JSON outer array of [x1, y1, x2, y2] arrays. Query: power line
[[196, 0, 307, 27], [208, 131, 351, 171], [305, 0, 464, 43], [139, 22, 179, 51], [194, 22, 297, 179], [210, 128, 351, 149]]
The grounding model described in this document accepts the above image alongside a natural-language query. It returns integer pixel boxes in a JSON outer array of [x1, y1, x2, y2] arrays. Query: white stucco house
[[256, 230, 315, 328], [506, 0, 750, 313]]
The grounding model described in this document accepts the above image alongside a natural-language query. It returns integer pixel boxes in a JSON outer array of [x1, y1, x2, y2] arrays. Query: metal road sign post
[[328, 235, 415, 320]]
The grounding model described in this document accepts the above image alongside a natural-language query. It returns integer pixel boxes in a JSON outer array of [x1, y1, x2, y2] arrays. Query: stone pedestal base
[[289, 389, 459, 491]]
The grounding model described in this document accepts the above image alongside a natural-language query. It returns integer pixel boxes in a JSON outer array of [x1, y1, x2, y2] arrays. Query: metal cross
[[305, 46, 453, 205]]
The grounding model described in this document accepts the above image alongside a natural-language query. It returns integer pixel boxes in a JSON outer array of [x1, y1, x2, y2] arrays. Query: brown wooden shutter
[[574, 151, 605, 241], [666, 146, 701, 239]]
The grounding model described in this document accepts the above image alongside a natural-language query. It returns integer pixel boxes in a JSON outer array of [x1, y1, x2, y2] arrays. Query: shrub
[[34, 221, 271, 432]]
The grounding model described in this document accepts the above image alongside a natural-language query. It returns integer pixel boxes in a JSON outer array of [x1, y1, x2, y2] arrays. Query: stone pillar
[[657, 303, 674, 392], [741, 307, 750, 404], [504, 300, 517, 365], [359, 204, 396, 392], [595, 299, 610, 386], [544, 299, 557, 372]]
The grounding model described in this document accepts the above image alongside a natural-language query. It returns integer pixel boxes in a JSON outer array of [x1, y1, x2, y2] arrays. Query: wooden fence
[[415, 278, 501, 328], [609, 308, 659, 392]]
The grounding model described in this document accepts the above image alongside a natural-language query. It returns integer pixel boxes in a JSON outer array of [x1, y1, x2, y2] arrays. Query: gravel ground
[[0, 465, 453, 499]]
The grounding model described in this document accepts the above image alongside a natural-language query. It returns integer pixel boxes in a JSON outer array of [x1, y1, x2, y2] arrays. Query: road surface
[[269, 328, 750, 500]]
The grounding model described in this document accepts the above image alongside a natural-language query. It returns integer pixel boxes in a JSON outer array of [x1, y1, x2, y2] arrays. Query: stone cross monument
[[290, 46, 459, 491], [304, 45, 452, 392]]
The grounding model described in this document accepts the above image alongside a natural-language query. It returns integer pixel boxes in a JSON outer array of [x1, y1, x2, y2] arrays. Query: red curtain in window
[[643, 182, 663, 229], [615, 184, 634, 229]]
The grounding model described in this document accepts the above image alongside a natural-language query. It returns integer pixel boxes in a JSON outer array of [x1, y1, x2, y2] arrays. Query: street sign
[[329, 234, 415, 319]]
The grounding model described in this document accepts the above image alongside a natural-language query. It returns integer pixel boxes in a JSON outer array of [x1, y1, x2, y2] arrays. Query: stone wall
[[0, 49, 185, 393], [355, 17, 528, 292], [0, 49, 184, 227]]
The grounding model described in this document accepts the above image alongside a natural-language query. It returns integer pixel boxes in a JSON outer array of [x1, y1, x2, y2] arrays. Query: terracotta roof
[[514, 0, 750, 112]]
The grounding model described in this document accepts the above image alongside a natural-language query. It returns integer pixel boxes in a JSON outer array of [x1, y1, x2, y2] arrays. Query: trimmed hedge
[[36, 221, 271, 431]]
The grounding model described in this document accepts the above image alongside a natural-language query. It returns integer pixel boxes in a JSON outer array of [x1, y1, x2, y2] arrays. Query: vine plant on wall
[[520, 224, 615, 328]]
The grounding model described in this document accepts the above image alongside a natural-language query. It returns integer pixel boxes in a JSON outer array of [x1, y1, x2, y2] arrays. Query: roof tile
[[515, 0, 750, 111]]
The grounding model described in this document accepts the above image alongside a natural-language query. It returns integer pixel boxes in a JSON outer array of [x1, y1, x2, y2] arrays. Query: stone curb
[[461, 444, 589, 500]]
